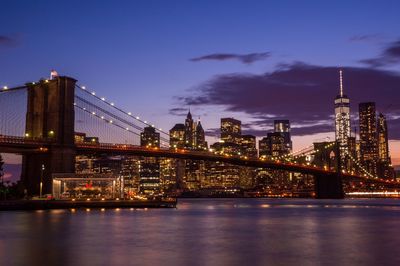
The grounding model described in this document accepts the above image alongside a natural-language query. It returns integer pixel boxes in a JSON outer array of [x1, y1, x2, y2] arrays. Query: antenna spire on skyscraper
[[339, 69, 344, 97]]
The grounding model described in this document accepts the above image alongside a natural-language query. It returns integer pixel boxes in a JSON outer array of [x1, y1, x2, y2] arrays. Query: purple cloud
[[177, 62, 400, 138], [190, 52, 270, 64], [361, 39, 400, 67], [169, 107, 188, 116]]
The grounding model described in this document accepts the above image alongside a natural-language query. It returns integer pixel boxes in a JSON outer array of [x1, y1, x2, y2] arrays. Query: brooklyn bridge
[[0, 76, 398, 199]]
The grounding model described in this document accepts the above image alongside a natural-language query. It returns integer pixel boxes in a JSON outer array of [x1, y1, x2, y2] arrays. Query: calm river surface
[[1, 198, 400, 266]]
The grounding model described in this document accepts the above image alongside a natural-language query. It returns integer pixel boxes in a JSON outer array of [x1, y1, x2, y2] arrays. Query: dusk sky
[[1, 0, 400, 178]]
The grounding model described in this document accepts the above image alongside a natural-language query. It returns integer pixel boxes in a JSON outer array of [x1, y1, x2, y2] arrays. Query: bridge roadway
[[1, 135, 398, 186]]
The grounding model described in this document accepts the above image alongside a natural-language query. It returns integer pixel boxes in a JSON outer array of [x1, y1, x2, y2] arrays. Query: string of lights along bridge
[[0, 71, 399, 200]]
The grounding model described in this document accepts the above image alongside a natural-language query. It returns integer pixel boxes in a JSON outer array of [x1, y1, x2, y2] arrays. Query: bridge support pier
[[314, 173, 344, 199], [22, 77, 76, 196]]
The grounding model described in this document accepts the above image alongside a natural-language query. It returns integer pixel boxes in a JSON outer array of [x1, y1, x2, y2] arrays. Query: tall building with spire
[[184, 110, 195, 149], [334, 70, 351, 168], [195, 120, 207, 150]]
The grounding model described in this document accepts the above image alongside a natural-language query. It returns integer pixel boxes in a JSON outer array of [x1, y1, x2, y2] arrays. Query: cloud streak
[[0, 35, 17, 47], [349, 34, 382, 42], [190, 52, 270, 64]]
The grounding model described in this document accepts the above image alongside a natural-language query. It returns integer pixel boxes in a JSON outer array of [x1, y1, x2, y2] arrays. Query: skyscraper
[[274, 120, 292, 153], [359, 102, 378, 176], [334, 70, 351, 168], [377, 113, 389, 163], [377, 113, 395, 179]]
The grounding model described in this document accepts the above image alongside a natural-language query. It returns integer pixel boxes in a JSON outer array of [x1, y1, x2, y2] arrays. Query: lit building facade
[[140, 126, 161, 194], [170, 123, 185, 149], [240, 134, 257, 158], [334, 70, 351, 168], [377, 113, 395, 179], [359, 102, 379, 176], [221, 118, 241, 144], [377, 113, 389, 162], [140, 126, 160, 147], [259, 132, 286, 158]]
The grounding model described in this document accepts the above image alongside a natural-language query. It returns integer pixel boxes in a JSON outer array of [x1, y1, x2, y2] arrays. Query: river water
[[1, 198, 400, 266]]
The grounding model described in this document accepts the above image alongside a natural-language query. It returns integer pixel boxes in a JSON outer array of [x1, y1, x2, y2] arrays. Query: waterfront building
[[139, 158, 160, 194], [334, 70, 351, 169], [359, 102, 379, 176], [120, 156, 141, 196], [140, 126, 161, 194]]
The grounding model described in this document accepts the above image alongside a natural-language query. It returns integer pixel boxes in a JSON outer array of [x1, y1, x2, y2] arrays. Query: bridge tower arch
[[314, 141, 344, 199], [22, 76, 76, 196]]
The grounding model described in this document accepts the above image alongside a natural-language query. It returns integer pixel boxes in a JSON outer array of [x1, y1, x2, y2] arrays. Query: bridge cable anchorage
[[75, 84, 170, 137]]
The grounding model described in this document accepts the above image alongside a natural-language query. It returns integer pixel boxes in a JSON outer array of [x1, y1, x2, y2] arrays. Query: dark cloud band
[[177, 62, 400, 138], [190, 52, 270, 64]]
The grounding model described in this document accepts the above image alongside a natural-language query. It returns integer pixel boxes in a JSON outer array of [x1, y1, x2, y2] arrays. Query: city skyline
[[1, 0, 400, 174], [2, 3, 400, 265]]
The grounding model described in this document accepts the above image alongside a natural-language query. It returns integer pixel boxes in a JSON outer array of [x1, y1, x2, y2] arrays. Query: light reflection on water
[[1, 198, 400, 266]]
